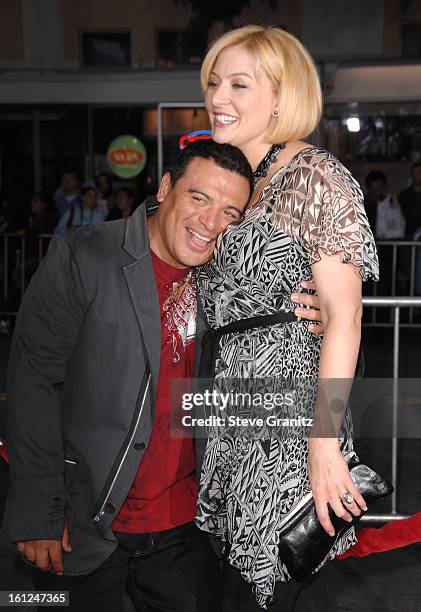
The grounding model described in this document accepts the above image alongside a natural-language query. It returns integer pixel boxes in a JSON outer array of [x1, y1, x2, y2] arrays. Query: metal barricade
[[0, 233, 54, 318], [361, 296, 421, 522], [1, 234, 419, 323], [365, 240, 421, 327], [0, 235, 419, 522]]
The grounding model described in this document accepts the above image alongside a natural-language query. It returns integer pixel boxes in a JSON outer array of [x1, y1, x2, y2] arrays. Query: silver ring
[[341, 491, 354, 505]]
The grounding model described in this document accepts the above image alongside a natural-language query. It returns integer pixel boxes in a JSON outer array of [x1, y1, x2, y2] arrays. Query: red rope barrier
[[338, 513, 421, 558]]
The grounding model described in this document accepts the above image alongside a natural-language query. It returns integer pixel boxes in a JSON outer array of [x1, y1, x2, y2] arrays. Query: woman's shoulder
[[287, 145, 332, 167], [297, 147, 362, 194], [267, 145, 362, 204], [271, 146, 351, 184], [295, 146, 351, 175]]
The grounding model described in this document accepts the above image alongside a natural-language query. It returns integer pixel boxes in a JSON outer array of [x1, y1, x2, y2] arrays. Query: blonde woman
[[195, 26, 379, 610]]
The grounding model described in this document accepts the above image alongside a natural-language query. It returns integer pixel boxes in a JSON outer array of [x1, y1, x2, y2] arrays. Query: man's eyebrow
[[225, 203, 243, 213], [187, 189, 243, 214], [186, 188, 213, 201]]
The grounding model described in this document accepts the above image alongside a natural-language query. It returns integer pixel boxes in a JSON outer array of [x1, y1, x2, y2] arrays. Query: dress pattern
[[195, 147, 379, 608]]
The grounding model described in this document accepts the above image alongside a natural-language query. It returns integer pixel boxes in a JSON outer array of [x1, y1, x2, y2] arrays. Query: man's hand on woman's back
[[291, 280, 324, 335]]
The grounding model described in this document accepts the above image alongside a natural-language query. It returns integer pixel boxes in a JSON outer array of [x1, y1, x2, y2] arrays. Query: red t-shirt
[[112, 251, 198, 533]]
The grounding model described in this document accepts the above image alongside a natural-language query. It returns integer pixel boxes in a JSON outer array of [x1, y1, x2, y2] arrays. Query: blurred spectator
[[16, 192, 57, 242], [365, 171, 406, 299], [54, 171, 81, 218], [364, 171, 405, 240], [54, 186, 105, 235], [106, 187, 136, 221], [96, 172, 112, 196], [14, 193, 57, 291], [81, 179, 96, 190], [96, 172, 114, 216], [399, 162, 421, 239]]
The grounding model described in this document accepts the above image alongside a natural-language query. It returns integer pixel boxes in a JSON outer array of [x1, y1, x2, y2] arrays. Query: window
[[157, 30, 206, 67], [401, 24, 421, 59], [82, 32, 131, 67]]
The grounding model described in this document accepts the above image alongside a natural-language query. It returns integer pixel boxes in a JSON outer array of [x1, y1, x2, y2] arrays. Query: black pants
[[32, 522, 221, 612], [221, 558, 329, 612]]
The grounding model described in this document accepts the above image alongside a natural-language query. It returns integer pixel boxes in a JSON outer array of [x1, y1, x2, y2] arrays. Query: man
[[364, 170, 405, 296], [54, 185, 105, 235], [14, 193, 57, 292], [399, 162, 421, 239], [106, 187, 135, 221], [54, 172, 81, 218], [1, 141, 321, 611], [364, 170, 405, 240]]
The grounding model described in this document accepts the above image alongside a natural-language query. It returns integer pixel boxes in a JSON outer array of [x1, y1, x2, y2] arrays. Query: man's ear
[[157, 172, 172, 203]]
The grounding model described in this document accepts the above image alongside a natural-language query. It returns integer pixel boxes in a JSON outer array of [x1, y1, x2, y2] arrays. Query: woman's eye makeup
[[207, 78, 247, 89]]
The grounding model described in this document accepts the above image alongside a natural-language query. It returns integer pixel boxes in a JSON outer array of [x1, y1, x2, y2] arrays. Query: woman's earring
[[273, 110, 279, 116]]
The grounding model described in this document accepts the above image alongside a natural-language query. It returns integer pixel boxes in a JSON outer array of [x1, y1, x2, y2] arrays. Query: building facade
[[0, 0, 421, 203]]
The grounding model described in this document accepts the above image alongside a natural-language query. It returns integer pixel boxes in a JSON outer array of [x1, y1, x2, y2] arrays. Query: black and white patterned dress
[[195, 147, 379, 608]]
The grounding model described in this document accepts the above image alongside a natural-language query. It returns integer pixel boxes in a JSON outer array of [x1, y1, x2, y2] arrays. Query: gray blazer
[[1, 205, 165, 574]]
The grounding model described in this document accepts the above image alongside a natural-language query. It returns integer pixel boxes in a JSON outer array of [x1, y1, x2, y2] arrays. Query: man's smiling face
[[148, 157, 250, 268]]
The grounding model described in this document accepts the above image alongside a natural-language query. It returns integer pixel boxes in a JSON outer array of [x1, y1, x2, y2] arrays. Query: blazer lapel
[[122, 206, 161, 391]]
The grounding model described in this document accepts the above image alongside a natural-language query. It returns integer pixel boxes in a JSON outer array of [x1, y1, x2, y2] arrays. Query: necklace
[[253, 143, 287, 189]]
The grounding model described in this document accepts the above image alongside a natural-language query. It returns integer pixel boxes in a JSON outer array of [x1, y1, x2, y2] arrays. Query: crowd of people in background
[[2, 162, 421, 240], [0, 161, 420, 321], [364, 162, 421, 241], [21, 171, 137, 269], [0, 172, 139, 328], [363, 162, 421, 296], [52, 171, 138, 234]]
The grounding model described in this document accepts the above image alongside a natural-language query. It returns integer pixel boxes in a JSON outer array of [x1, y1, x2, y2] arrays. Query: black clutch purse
[[278, 453, 393, 582]]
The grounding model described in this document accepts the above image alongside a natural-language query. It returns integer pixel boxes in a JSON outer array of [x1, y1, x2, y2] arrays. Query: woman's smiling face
[[205, 44, 278, 161]]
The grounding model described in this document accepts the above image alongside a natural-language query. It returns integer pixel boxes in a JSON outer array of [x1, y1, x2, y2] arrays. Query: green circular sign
[[107, 135, 147, 178]]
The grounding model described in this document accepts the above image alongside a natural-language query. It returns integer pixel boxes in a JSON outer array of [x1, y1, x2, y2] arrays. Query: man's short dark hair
[[62, 171, 78, 179], [365, 170, 387, 189], [169, 140, 253, 200], [95, 172, 112, 186], [81, 186, 96, 197], [32, 191, 48, 203], [116, 186, 134, 200]]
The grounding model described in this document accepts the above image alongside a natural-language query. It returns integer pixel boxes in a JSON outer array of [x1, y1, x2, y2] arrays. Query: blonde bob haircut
[[201, 25, 322, 143]]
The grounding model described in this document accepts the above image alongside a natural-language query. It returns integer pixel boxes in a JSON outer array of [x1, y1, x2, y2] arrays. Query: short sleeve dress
[[195, 147, 379, 609]]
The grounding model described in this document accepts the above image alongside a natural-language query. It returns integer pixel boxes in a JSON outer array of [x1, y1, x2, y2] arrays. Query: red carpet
[[339, 513, 421, 559]]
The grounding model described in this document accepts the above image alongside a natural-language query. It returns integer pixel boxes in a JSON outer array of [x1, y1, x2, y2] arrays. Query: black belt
[[198, 311, 297, 379]]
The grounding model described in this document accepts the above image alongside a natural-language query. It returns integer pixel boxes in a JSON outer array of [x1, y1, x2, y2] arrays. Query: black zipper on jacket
[[91, 366, 151, 524]]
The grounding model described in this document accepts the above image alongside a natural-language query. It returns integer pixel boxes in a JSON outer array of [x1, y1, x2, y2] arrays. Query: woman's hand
[[308, 438, 367, 536]]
